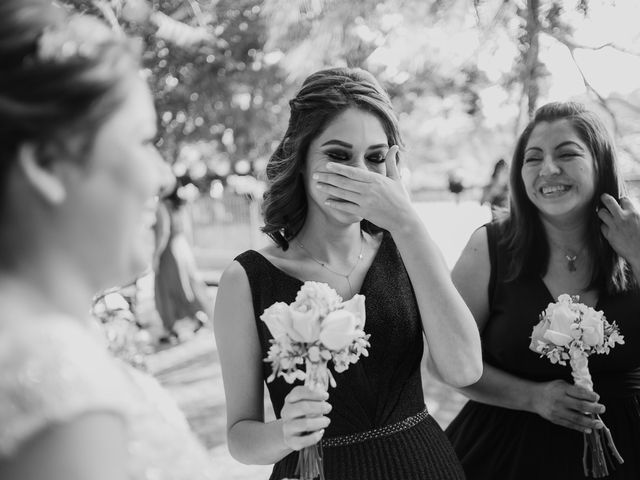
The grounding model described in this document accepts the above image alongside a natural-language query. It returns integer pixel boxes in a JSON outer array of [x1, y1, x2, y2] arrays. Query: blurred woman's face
[[304, 107, 389, 225], [521, 119, 596, 222], [63, 75, 169, 288]]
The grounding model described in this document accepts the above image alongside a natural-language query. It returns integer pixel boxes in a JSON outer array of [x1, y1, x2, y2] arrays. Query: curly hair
[[502, 101, 633, 293], [0, 0, 141, 213], [261, 67, 403, 249]]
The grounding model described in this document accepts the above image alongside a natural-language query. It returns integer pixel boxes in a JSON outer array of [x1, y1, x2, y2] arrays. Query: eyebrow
[[320, 140, 388, 150], [525, 141, 584, 154]]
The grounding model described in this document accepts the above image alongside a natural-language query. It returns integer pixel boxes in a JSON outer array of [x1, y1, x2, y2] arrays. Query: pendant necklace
[[550, 240, 586, 273], [296, 232, 365, 298]]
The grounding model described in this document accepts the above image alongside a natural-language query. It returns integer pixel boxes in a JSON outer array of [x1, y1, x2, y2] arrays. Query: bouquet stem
[[570, 348, 623, 478], [295, 360, 329, 480]]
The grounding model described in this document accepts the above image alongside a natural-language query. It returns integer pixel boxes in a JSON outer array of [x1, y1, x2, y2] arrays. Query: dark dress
[[446, 221, 640, 479], [235, 232, 465, 480]]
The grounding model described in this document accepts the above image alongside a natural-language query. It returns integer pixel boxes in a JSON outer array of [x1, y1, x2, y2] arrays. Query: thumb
[[385, 145, 400, 180]]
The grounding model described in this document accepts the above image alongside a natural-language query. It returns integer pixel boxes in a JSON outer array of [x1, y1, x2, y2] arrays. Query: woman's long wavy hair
[[502, 101, 633, 294], [261, 67, 403, 250]]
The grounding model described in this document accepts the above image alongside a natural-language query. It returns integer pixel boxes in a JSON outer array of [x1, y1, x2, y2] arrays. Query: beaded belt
[[321, 407, 430, 448]]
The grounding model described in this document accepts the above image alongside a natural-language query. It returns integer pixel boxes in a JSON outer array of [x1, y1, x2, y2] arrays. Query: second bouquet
[[261, 281, 370, 480]]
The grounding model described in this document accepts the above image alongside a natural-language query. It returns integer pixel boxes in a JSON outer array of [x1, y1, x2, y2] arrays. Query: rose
[[261, 302, 294, 339], [289, 303, 322, 343], [293, 281, 342, 317], [581, 308, 605, 347], [319, 310, 359, 351], [340, 294, 366, 329], [543, 302, 576, 347], [529, 317, 549, 352]]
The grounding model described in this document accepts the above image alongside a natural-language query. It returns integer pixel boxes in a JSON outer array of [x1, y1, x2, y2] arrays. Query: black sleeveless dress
[[446, 221, 640, 479], [235, 232, 465, 480]]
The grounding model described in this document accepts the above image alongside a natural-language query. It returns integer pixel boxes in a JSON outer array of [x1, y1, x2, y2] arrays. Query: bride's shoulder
[[0, 315, 130, 457]]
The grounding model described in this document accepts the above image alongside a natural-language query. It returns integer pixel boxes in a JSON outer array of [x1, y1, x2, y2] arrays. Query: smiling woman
[[445, 102, 640, 480]]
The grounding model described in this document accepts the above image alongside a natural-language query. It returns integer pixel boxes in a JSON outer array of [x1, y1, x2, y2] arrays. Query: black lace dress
[[235, 232, 465, 480], [446, 221, 640, 479]]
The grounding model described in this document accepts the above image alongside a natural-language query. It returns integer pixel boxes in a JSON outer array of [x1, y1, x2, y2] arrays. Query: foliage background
[[63, 0, 640, 192]]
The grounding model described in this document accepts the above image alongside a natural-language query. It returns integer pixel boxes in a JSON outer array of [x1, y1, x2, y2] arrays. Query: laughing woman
[[446, 102, 640, 479], [214, 67, 482, 479]]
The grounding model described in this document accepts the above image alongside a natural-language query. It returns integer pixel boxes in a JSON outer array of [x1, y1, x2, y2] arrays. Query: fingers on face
[[314, 172, 364, 195], [385, 145, 400, 179], [324, 162, 372, 182]]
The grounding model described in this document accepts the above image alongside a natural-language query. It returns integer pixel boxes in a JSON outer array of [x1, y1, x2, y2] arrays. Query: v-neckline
[[538, 276, 602, 311], [251, 231, 388, 299]]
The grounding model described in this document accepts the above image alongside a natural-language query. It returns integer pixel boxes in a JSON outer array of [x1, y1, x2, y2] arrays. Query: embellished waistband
[[321, 407, 430, 448]]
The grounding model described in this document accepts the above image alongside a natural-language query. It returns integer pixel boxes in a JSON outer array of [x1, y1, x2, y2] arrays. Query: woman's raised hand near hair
[[532, 379, 605, 433], [598, 193, 640, 272], [280, 386, 331, 451], [314, 145, 415, 233]]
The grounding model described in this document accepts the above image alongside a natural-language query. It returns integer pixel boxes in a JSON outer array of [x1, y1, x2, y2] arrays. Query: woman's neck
[[294, 220, 364, 264], [0, 254, 97, 322]]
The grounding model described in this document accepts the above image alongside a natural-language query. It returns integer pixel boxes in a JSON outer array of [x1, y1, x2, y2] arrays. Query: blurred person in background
[[154, 185, 211, 343], [480, 158, 509, 220], [0, 1, 216, 479]]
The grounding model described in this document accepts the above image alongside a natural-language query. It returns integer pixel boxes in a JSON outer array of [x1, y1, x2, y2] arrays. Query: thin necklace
[[296, 232, 365, 297], [549, 239, 587, 273]]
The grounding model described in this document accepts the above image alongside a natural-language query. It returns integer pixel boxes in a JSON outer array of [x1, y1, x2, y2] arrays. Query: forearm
[[389, 211, 482, 387], [227, 418, 293, 465], [457, 361, 538, 413]]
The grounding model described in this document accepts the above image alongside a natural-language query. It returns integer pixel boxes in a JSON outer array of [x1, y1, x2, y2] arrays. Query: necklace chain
[[295, 232, 365, 297], [548, 239, 587, 273]]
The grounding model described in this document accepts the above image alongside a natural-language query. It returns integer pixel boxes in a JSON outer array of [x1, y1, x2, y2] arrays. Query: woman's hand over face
[[598, 193, 640, 269], [532, 379, 605, 433], [313, 146, 413, 232], [280, 386, 331, 451]]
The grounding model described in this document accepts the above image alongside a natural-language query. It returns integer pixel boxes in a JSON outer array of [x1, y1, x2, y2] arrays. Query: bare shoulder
[[455, 226, 490, 268], [452, 226, 491, 329]]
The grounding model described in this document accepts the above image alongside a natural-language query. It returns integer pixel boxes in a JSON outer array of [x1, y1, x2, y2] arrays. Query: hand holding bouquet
[[530, 294, 625, 478], [261, 281, 370, 480]]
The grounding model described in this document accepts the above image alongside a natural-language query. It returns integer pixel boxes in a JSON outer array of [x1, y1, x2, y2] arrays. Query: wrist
[[387, 206, 422, 237]]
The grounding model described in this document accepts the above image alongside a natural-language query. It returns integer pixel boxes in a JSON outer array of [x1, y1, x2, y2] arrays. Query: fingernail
[[585, 428, 592, 434], [323, 403, 332, 413], [312, 173, 319, 180], [326, 162, 336, 170]]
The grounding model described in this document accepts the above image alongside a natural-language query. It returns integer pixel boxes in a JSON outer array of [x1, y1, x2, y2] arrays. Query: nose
[[539, 154, 561, 176]]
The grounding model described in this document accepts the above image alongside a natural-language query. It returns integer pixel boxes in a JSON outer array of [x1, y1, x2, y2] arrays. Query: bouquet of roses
[[261, 281, 370, 480], [529, 294, 625, 478]]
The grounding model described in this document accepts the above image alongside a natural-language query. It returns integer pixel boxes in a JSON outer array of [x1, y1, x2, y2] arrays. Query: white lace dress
[[0, 315, 216, 480]]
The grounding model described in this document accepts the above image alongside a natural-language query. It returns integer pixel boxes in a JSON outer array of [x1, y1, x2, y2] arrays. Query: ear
[[16, 143, 67, 204]]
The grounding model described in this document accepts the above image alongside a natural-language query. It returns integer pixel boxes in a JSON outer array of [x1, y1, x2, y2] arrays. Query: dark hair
[[261, 67, 403, 250], [0, 0, 141, 210], [502, 101, 632, 293]]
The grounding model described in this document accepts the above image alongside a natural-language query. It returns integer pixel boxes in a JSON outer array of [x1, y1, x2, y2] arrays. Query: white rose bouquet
[[261, 281, 370, 480], [529, 294, 625, 478]]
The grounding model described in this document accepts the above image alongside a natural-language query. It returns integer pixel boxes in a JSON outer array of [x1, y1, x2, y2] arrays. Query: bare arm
[[0, 413, 128, 480], [213, 261, 330, 465], [451, 227, 604, 433], [315, 148, 482, 387]]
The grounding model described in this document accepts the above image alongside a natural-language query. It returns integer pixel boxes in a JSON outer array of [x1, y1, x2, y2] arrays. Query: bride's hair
[[0, 0, 141, 213], [261, 67, 403, 250]]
